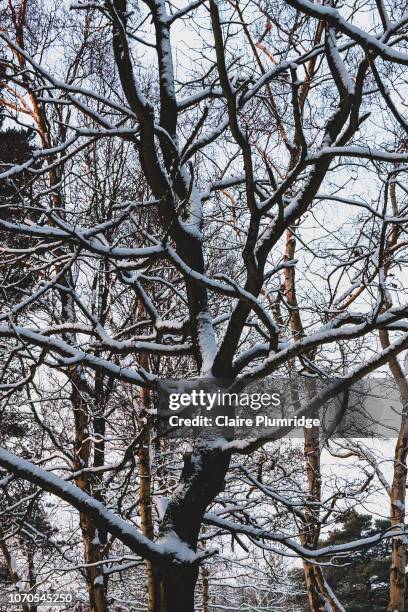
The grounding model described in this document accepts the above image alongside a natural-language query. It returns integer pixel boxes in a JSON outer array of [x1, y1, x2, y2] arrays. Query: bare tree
[[2, 0, 408, 610]]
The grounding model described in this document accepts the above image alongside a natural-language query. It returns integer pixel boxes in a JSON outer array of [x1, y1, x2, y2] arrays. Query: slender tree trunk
[[0, 528, 30, 612], [301, 423, 326, 612], [380, 331, 408, 612], [379, 179, 408, 612], [302, 562, 324, 611], [138, 354, 161, 612], [299, 418, 344, 611], [71, 370, 107, 612], [202, 567, 209, 612], [27, 551, 37, 612], [284, 228, 343, 612], [387, 418, 408, 612]]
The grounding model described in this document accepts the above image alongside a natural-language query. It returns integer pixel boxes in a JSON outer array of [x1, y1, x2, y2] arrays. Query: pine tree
[[0, 91, 35, 302], [290, 511, 406, 611]]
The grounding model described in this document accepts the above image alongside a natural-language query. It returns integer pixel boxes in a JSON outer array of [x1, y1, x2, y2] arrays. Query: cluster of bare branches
[[1, 0, 408, 610]]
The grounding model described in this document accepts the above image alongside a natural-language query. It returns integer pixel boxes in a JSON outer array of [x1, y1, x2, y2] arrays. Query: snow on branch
[[0, 448, 201, 565]]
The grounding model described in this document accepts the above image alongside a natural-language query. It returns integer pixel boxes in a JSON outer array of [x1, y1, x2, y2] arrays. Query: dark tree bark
[[156, 447, 231, 611]]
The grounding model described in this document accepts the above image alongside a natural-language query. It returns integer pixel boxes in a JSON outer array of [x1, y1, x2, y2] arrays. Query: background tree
[[290, 511, 404, 612]]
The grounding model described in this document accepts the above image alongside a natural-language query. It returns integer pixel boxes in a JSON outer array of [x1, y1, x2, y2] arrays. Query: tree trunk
[[138, 358, 161, 612], [202, 567, 209, 612], [301, 422, 325, 612], [387, 421, 408, 612], [71, 369, 107, 612], [0, 528, 30, 612], [155, 445, 231, 611], [27, 551, 37, 612], [284, 228, 343, 611], [302, 561, 325, 611], [379, 179, 408, 612], [157, 564, 199, 612], [380, 331, 408, 612]]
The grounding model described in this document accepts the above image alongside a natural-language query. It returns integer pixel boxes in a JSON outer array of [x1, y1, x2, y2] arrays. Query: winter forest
[[1, 0, 408, 610]]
